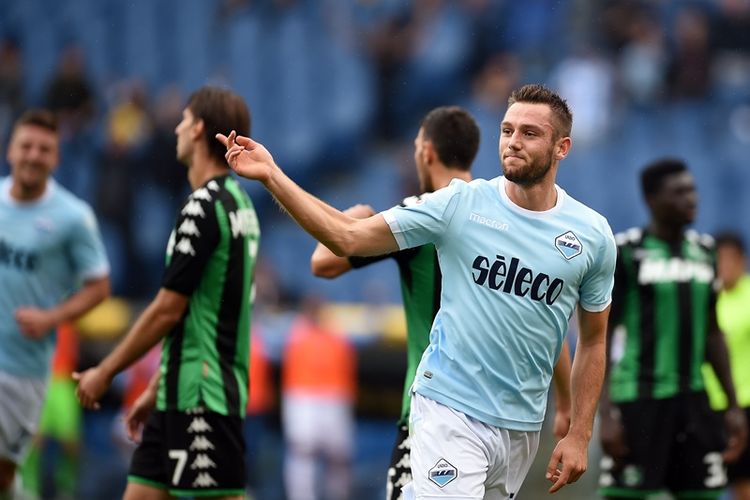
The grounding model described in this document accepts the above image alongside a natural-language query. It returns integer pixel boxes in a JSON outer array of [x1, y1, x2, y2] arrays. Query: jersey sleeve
[[579, 224, 617, 312], [162, 193, 221, 296], [68, 204, 110, 281], [380, 180, 463, 250]]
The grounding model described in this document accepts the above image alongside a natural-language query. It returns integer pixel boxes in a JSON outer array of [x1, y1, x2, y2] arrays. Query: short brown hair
[[187, 86, 251, 167], [507, 84, 572, 138], [14, 109, 58, 134], [420, 106, 480, 171]]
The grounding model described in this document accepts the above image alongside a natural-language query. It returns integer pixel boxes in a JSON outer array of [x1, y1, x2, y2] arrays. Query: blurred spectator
[[44, 45, 95, 138], [618, 13, 667, 107], [667, 7, 713, 100], [245, 330, 276, 497], [703, 231, 750, 500], [711, 0, 750, 104], [282, 296, 356, 500], [552, 46, 615, 146], [0, 37, 23, 144]]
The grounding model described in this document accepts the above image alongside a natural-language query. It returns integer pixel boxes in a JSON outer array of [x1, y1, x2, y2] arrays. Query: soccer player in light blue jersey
[[0, 110, 110, 497], [218, 84, 616, 498]]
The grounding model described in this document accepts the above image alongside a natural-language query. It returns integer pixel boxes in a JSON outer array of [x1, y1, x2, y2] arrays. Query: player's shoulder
[[51, 181, 96, 218], [614, 227, 645, 248], [685, 228, 715, 251], [561, 190, 613, 238]]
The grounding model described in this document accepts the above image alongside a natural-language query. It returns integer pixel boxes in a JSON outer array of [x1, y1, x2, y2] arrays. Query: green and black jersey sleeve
[[608, 227, 716, 403], [158, 175, 260, 417]]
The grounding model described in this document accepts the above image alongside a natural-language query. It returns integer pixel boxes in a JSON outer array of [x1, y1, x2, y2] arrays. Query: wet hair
[[507, 84, 572, 138], [640, 158, 688, 197], [420, 106, 480, 171], [715, 231, 746, 255], [13, 109, 58, 134], [186, 86, 251, 167]]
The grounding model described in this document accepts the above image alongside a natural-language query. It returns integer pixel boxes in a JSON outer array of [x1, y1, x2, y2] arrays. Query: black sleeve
[[349, 246, 419, 269], [161, 194, 221, 296], [609, 245, 626, 326]]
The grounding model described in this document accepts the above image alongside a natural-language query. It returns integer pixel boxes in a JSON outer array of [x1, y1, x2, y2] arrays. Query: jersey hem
[[170, 488, 246, 497], [414, 387, 543, 431]]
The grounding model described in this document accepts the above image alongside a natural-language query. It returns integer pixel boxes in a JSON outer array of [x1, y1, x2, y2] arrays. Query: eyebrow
[[500, 122, 546, 133]]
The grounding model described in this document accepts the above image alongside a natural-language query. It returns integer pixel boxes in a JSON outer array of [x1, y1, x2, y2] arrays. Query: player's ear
[[424, 140, 436, 165], [192, 119, 205, 141], [555, 136, 571, 161]]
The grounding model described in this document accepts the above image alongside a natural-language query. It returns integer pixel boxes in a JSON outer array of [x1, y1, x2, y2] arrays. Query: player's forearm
[[263, 166, 360, 256], [50, 276, 110, 324], [98, 301, 178, 381], [552, 341, 572, 413], [311, 242, 352, 278], [568, 338, 606, 441]]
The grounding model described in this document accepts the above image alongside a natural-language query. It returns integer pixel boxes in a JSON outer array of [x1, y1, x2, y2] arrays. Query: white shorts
[[404, 393, 539, 500], [0, 370, 47, 463], [282, 393, 353, 459]]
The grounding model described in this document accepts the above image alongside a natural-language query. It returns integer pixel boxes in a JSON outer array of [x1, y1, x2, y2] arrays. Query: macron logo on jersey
[[469, 212, 509, 231], [471, 254, 565, 305]]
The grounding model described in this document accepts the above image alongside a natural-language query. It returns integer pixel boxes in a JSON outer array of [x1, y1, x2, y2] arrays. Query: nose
[[506, 130, 522, 151]]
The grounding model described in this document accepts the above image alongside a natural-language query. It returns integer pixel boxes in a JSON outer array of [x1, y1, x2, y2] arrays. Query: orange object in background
[[247, 331, 274, 415], [283, 316, 356, 401], [52, 322, 78, 378]]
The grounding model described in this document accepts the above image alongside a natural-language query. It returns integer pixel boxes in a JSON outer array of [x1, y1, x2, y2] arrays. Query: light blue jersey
[[383, 176, 616, 431], [0, 177, 109, 378]]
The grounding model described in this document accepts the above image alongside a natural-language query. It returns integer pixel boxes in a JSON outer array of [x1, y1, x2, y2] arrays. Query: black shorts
[[727, 406, 750, 482], [599, 392, 727, 499], [128, 407, 246, 497], [386, 424, 412, 500]]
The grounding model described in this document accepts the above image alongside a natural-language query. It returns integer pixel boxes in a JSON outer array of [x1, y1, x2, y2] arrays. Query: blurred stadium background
[[1, 0, 748, 498]]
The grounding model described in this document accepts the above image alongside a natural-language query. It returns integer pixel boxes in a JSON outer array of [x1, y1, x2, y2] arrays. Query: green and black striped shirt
[[157, 175, 259, 417], [608, 228, 716, 403]]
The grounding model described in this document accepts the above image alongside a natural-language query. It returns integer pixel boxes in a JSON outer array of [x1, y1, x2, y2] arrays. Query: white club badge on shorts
[[428, 458, 458, 487]]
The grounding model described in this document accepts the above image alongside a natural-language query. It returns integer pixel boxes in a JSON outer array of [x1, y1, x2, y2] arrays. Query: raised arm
[[217, 132, 398, 257], [546, 305, 609, 493], [311, 204, 375, 278]]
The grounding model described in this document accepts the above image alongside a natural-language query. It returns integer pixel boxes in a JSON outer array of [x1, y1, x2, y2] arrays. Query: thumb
[[71, 371, 82, 381]]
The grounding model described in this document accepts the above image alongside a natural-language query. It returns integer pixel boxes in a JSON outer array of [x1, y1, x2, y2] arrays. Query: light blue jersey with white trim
[[382, 176, 616, 430], [0, 177, 109, 378]]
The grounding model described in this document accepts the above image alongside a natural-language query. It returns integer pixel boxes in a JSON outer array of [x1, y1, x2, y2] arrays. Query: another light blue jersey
[[382, 176, 616, 431], [0, 177, 109, 378]]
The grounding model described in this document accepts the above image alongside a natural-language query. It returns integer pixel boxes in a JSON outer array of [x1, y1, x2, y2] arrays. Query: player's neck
[[505, 177, 558, 212], [10, 179, 47, 202], [187, 157, 229, 190], [433, 166, 471, 190], [648, 221, 685, 244]]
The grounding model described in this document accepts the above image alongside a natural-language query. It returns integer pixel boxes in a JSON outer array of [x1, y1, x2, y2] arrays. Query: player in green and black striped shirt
[[75, 87, 259, 500], [598, 158, 747, 500], [311, 106, 573, 500]]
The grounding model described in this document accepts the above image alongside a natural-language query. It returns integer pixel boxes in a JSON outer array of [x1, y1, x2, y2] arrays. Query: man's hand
[[216, 131, 275, 183], [15, 307, 59, 339], [73, 366, 112, 410], [125, 388, 158, 443], [723, 406, 748, 463], [599, 406, 629, 462], [546, 433, 589, 493], [344, 204, 375, 219]]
